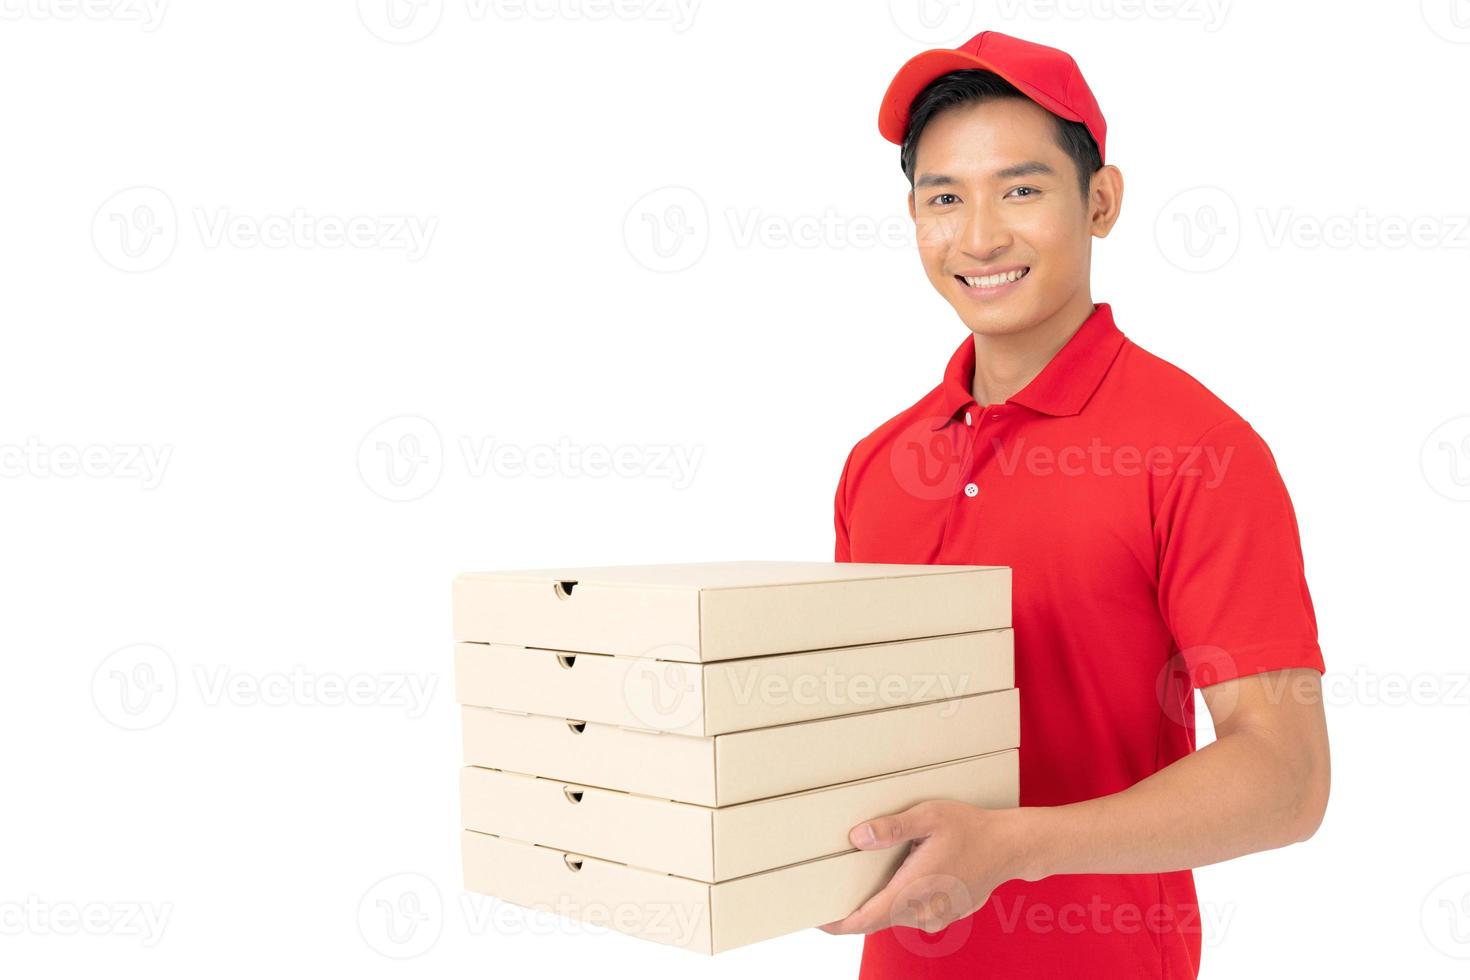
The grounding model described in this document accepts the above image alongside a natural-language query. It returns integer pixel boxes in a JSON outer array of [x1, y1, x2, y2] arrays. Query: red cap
[[878, 30, 1107, 163]]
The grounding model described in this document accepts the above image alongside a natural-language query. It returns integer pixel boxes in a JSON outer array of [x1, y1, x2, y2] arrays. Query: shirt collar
[[930, 302, 1126, 430]]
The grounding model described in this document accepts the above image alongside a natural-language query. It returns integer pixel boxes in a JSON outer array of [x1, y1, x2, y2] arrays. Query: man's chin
[[952, 303, 1039, 338]]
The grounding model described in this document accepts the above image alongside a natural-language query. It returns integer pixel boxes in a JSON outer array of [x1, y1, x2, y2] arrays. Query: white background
[[2, 1, 1468, 976]]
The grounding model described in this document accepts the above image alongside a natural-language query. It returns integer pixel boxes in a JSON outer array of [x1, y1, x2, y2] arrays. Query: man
[[819, 31, 1330, 979]]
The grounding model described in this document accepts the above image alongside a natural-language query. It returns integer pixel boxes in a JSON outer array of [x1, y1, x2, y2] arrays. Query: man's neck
[[970, 294, 1097, 407]]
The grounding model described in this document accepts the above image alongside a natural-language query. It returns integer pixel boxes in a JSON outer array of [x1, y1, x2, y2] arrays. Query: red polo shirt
[[834, 301, 1324, 979]]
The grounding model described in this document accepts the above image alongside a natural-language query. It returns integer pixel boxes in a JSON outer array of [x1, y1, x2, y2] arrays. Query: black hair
[[900, 69, 1102, 203]]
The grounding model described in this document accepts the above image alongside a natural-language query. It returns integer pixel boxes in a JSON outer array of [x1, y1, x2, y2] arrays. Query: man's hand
[[818, 668, 1330, 938], [818, 800, 1036, 935]]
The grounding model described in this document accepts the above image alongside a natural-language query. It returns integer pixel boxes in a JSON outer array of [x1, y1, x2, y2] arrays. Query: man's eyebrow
[[914, 161, 1057, 189], [993, 160, 1056, 180]]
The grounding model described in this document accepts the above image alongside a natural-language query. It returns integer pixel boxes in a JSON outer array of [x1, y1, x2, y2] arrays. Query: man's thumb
[[850, 803, 931, 849]]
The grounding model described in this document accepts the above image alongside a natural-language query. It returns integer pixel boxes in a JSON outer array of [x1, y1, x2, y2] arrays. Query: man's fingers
[[850, 801, 937, 850], [886, 884, 958, 933], [823, 851, 984, 937], [821, 846, 925, 934]]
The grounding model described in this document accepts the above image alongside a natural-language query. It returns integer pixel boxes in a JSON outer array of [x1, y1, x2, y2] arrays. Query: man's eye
[[1007, 186, 1039, 199], [929, 193, 959, 207]]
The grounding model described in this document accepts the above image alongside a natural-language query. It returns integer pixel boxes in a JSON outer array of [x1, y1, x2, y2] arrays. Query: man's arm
[[820, 666, 1330, 935]]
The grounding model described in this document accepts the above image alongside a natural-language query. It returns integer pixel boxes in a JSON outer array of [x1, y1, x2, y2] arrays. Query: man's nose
[[957, 197, 1011, 257]]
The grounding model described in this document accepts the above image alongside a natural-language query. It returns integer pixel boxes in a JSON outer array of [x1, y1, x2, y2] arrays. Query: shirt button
[[964, 411, 972, 426], [991, 412, 1002, 421], [963, 482, 979, 497]]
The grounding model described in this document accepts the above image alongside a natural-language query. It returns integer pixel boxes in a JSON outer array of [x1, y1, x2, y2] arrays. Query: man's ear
[[1089, 164, 1124, 238], [907, 189, 916, 222]]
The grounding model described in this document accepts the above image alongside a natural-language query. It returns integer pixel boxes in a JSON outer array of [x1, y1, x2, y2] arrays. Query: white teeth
[[962, 268, 1029, 289]]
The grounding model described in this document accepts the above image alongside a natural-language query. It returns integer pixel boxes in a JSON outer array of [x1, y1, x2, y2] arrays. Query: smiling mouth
[[954, 266, 1031, 289]]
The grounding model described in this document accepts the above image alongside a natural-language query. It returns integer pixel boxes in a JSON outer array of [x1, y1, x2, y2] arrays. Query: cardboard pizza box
[[460, 748, 1018, 882], [460, 687, 1020, 807], [461, 828, 908, 955], [452, 561, 1010, 662], [453, 628, 1013, 736]]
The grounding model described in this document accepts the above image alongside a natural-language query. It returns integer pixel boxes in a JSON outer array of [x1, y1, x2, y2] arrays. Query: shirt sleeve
[[834, 445, 855, 563], [1154, 417, 1324, 689]]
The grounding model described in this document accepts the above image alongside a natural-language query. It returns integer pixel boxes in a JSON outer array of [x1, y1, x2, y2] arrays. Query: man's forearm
[[1011, 726, 1327, 882]]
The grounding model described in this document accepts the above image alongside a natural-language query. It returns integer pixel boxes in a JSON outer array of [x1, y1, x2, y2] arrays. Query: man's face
[[908, 97, 1095, 337]]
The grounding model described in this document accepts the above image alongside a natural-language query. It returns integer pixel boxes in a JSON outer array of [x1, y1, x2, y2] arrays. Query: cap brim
[[878, 48, 1085, 145]]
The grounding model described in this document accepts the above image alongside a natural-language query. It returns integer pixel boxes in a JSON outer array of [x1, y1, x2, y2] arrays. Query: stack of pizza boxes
[[453, 561, 1018, 955]]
